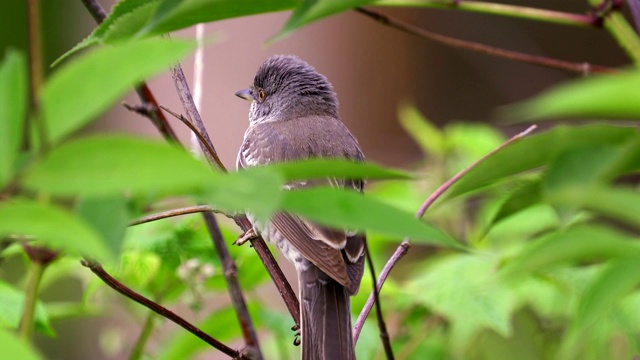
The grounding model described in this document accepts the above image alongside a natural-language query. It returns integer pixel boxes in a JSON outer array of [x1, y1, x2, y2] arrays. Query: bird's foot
[[234, 228, 257, 246], [291, 324, 301, 346]]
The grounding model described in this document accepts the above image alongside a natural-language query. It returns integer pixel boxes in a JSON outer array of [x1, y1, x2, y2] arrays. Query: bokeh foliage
[[2, 0, 640, 359]]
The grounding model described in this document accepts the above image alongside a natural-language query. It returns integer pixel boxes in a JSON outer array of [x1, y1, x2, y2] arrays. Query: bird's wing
[[237, 116, 366, 290]]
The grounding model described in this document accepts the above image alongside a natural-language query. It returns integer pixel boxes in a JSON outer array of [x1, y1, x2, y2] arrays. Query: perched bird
[[235, 55, 365, 360]]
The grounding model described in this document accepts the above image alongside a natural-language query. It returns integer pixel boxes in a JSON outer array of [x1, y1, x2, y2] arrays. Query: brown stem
[[169, 63, 225, 170], [80, 260, 240, 358], [363, 239, 394, 359], [159, 105, 223, 170], [129, 205, 219, 226], [356, 7, 616, 75], [233, 215, 301, 326], [202, 212, 263, 359]]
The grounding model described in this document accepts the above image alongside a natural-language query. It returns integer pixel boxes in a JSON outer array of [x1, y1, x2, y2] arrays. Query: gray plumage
[[236, 55, 365, 360]]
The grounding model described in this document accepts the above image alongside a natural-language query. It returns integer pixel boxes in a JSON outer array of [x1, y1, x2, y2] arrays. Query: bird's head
[[235, 55, 339, 124]]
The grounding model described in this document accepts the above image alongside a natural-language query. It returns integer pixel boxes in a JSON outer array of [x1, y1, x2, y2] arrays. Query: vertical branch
[[26, 0, 48, 149], [363, 240, 394, 359], [202, 212, 263, 360], [170, 63, 225, 170], [18, 261, 45, 339]]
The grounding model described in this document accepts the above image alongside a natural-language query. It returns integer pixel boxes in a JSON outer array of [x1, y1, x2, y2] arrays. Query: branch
[[374, 0, 597, 28], [158, 105, 223, 169], [353, 125, 538, 343], [363, 239, 394, 359], [80, 260, 240, 358], [356, 7, 616, 75], [169, 62, 225, 170], [129, 205, 220, 226], [202, 212, 264, 360]]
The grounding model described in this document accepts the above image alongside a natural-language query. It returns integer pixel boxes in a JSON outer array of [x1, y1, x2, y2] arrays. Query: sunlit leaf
[[139, 0, 297, 37], [446, 124, 638, 199], [274, 0, 378, 42], [0, 50, 26, 188], [398, 104, 445, 156], [23, 136, 213, 197], [53, 0, 153, 65], [41, 38, 195, 143], [505, 69, 640, 120], [500, 225, 640, 278], [281, 187, 458, 247], [76, 196, 130, 256], [575, 259, 640, 331], [488, 179, 542, 228], [247, 158, 412, 182], [0, 328, 43, 360], [0, 199, 111, 260], [551, 186, 640, 229], [407, 254, 516, 346], [0, 280, 54, 336]]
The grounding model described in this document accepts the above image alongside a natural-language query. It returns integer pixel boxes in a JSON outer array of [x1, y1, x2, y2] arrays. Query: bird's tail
[[299, 264, 355, 360]]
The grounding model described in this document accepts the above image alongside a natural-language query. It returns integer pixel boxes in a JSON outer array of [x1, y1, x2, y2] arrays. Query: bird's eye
[[257, 88, 266, 102]]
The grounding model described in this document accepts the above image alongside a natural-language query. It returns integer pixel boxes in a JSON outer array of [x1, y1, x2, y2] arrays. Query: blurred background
[[0, 0, 632, 358]]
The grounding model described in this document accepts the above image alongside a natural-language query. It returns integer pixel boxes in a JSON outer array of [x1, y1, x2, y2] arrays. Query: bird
[[235, 55, 365, 360]]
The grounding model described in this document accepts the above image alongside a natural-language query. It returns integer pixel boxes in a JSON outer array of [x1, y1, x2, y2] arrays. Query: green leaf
[[76, 196, 130, 256], [53, 0, 157, 65], [280, 187, 458, 247], [0, 50, 26, 188], [488, 179, 542, 228], [138, 0, 298, 38], [446, 124, 638, 199], [0, 200, 111, 260], [500, 225, 640, 278], [274, 0, 378, 42], [23, 135, 213, 197], [246, 158, 412, 182], [551, 186, 640, 229], [575, 259, 640, 331], [407, 255, 517, 346], [0, 328, 43, 360], [41, 38, 195, 143], [543, 146, 622, 221], [505, 69, 640, 120], [398, 104, 445, 156], [0, 280, 54, 336]]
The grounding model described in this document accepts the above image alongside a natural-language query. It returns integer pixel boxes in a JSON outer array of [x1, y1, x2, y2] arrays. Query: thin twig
[[353, 125, 538, 343], [416, 125, 537, 218], [26, 0, 48, 150], [80, 0, 107, 22], [375, 0, 597, 28], [202, 212, 263, 360], [129, 205, 220, 226], [169, 63, 225, 170], [159, 105, 223, 170], [356, 7, 616, 75], [80, 260, 240, 358], [363, 239, 394, 359], [233, 215, 301, 327], [353, 241, 410, 344], [136, 85, 180, 142]]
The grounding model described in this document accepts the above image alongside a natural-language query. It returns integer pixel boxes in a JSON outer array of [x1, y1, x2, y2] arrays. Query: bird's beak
[[235, 88, 253, 102]]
